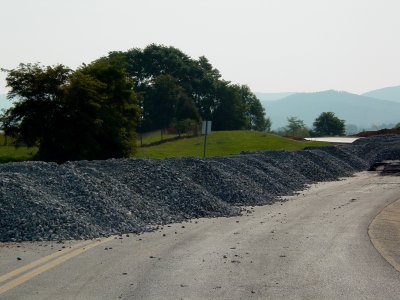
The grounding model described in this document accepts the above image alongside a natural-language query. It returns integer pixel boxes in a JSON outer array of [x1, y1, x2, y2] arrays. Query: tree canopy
[[313, 112, 345, 136], [1, 44, 270, 162], [1, 56, 140, 162], [1, 64, 71, 148], [284, 117, 309, 137], [124, 44, 269, 132]]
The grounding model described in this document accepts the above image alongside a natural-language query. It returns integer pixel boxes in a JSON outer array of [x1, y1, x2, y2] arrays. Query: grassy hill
[[0, 131, 329, 162], [135, 131, 328, 159], [137, 130, 188, 147]]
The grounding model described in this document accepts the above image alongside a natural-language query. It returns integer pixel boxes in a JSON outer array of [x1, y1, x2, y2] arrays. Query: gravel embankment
[[1, 135, 399, 242]]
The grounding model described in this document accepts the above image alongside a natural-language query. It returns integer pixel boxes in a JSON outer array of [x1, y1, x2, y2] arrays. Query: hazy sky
[[1, 0, 400, 95]]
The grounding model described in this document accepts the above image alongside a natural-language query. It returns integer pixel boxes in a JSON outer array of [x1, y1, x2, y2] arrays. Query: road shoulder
[[369, 197, 400, 272]]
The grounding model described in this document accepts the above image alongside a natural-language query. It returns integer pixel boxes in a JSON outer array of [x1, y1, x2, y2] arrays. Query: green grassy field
[[0, 134, 38, 163], [0, 131, 329, 162], [137, 130, 189, 146], [0, 146, 37, 163], [135, 130, 329, 159]]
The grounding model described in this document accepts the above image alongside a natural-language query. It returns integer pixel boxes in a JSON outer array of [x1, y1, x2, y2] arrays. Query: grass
[[137, 130, 189, 146], [0, 145, 38, 163], [0, 134, 38, 163], [135, 130, 329, 159]]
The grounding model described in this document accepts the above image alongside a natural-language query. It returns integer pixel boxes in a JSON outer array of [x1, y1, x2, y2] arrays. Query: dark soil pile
[[354, 128, 400, 137]]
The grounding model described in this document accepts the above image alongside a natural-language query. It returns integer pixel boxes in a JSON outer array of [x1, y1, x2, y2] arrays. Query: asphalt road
[[1, 171, 400, 299]]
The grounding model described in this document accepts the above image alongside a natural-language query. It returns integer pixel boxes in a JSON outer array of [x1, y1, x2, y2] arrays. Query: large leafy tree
[[124, 44, 268, 132], [1, 63, 71, 148], [238, 85, 271, 131], [211, 82, 247, 130], [141, 74, 199, 131], [313, 112, 345, 136], [125, 45, 202, 131], [1, 55, 140, 162], [191, 56, 222, 119], [124, 44, 196, 92], [72, 54, 140, 160]]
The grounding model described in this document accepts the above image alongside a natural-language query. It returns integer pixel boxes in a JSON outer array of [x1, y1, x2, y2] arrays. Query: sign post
[[202, 121, 212, 158]]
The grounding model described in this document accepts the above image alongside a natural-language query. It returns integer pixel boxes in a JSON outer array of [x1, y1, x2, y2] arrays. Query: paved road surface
[[305, 137, 361, 144], [1, 172, 399, 299]]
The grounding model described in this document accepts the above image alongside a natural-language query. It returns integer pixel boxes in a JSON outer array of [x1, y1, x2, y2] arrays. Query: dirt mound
[[354, 128, 400, 137]]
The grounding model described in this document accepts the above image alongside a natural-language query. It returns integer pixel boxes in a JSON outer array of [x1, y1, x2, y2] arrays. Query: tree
[[313, 112, 345, 136], [124, 45, 269, 132], [395, 123, 400, 129], [0, 63, 71, 148], [71, 54, 140, 160], [238, 85, 271, 131], [1, 56, 140, 163], [175, 93, 200, 124], [211, 82, 247, 130], [191, 56, 222, 119], [140, 74, 199, 132], [284, 117, 309, 137], [124, 44, 199, 96], [125, 45, 207, 130]]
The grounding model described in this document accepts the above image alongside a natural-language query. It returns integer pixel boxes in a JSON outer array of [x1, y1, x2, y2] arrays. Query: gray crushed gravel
[[1, 135, 399, 242]]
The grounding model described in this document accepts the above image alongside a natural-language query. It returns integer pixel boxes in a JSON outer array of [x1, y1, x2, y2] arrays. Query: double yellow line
[[0, 236, 114, 295]]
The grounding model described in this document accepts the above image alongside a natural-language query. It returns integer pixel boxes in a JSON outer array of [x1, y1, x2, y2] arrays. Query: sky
[[1, 0, 400, 95]]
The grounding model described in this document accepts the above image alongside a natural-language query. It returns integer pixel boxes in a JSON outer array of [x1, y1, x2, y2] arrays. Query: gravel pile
[[1, 135, 399, 242], [351, 135, 400, 165]]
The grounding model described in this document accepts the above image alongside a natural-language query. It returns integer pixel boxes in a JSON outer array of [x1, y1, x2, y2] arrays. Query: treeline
[[122, 45, 269, 133], [0, 45, 269, 162], [278, 112, 346, 137]]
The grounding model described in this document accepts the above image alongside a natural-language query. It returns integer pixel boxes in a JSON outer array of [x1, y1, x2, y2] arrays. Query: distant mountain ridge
[[362, 86, 400, 103], [255, 92, 295, 102], [261, 90, 400, 130]]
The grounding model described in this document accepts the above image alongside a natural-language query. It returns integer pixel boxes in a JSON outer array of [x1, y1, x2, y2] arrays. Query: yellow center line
[[0, 240, 91, 284], [0, 236, 114, 296]]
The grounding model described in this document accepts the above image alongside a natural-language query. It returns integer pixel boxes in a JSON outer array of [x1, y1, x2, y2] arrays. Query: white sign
[[201, 121, 212, 135]]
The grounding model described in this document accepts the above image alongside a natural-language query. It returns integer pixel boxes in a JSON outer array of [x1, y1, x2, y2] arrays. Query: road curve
[[1, 171, 400, 299], [369, 197, 400, 272]]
